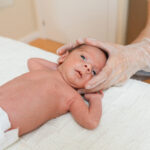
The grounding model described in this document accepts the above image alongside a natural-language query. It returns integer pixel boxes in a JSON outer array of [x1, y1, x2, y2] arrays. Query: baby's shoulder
[[66, 87, 81, 101]]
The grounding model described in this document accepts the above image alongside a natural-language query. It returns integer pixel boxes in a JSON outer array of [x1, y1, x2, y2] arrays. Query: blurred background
[[0, 0, 147, 52]]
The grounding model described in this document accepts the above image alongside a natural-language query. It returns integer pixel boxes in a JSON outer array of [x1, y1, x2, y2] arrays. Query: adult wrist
[[126, 39, 150, 72]]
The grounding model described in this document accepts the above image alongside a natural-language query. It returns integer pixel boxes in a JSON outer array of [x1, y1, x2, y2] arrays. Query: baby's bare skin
[[0, 68, 76, 136], [0, 45, 106, 136]]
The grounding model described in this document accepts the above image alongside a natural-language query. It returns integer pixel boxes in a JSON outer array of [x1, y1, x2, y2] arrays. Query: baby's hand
[[84, 90, 104, 102]]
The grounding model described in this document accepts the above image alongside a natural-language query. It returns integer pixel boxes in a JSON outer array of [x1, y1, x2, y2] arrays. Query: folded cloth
[[0, 107, 19, 150]]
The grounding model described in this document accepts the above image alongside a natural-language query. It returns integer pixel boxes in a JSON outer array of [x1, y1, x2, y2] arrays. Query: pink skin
[[58, 45, 107, 88], [0, 45, 106, 136]]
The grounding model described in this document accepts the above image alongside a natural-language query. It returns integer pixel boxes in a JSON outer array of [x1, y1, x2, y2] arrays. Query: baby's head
[[58, 44, 107, 89]]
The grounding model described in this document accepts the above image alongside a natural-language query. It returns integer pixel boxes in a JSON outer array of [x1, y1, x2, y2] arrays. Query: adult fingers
[[84, 38, 115, 55], [57, 38, 85, 55], [57, 43, 74, 55], [85, 64, 112, 89]]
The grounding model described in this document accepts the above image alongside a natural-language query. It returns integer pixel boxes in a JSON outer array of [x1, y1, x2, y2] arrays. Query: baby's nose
[[84, 63, 92, 73]]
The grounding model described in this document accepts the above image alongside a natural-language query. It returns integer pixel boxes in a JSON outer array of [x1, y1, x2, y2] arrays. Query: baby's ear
[[57, 51, 69, 65]]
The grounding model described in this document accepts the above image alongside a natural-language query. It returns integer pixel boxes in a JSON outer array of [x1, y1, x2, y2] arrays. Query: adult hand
[[57, 38, 85, 55], [57, 38, 150, 92]]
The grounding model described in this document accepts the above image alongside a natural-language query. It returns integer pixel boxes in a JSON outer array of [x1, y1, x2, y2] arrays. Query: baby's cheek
[[75, 79, 88, 89], [74, 75, 92, 88], [82, 75, 92, 85]]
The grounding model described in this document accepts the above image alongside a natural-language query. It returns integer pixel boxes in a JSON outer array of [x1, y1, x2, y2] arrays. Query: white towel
[[0, 108, 18, 150], [0, 36, 150, 150]]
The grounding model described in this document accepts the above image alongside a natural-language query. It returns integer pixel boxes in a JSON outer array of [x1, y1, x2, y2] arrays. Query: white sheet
[[0, 37, 150, 150]]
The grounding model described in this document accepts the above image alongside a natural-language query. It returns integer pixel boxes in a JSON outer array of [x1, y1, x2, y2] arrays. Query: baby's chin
[[68, 81, 85, 89], [67, 79, 87, 89], [67, 75, 89, 89], [58, 67, 87, 89]]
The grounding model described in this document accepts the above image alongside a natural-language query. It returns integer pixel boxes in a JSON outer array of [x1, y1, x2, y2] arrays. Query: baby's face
[[58, 45, 107, 88]]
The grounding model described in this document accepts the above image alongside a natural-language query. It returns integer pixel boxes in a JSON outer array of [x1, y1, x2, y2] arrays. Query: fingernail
[[85, 85, 92, 89], [99, 90, 104, 95], [87, 38, 96, 41], [77, 38, 84, 43], [56, 48, 60, 54]]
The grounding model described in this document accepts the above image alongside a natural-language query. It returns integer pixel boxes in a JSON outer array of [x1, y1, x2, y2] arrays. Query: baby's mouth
[[75, 70, 82, 78]]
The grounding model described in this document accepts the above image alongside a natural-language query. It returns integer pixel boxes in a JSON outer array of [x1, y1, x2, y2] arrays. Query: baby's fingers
[[84, 90, 104, 100], [84, 93, 92, 100], [78, 85, 103, 94]]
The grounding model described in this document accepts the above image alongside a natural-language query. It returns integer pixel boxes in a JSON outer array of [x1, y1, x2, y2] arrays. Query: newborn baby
[[0, 44, 107, 137]]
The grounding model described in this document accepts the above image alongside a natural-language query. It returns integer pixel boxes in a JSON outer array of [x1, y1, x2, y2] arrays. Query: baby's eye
[[92, 70, 96, 76], [80, 55, 86, 60]]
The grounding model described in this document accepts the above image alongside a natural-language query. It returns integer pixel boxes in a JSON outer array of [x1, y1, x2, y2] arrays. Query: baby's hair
[[68, 44, 108, 59], [68, 44, 84, 53]]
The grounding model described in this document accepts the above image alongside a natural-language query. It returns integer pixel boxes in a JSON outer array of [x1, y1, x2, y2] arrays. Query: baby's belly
[[0, 72, 70, 135], [0, 78, 59, 111], [0, 82, 67, 135]]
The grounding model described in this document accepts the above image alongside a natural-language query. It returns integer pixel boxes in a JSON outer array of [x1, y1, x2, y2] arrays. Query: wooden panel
[[29, 38, 64, 54], [144, 79, 150, 84], [126, 0, 147, 44]]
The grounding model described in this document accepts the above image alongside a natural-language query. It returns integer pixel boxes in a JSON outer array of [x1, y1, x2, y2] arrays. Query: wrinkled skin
[[57, 38, 150, 93], [57, 1, 150, 92]]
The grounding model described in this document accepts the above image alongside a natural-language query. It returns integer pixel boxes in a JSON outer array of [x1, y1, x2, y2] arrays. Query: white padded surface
[[0, 37, 150, 150]]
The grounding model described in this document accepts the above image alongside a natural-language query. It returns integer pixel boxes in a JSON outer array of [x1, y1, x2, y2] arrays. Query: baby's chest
[[47, 86, 75, 112]]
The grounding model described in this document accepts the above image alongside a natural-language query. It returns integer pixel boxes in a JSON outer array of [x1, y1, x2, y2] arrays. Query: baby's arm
[[27, 58, 58, 71], [69, 92, 103, 129]]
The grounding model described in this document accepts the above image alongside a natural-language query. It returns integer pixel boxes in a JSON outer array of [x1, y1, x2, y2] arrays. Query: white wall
[[116, 0, 129, 44], [35, 0, 119, 44], [0, 0, 129, 44], [0, 0, 37, 40], [35, 0, 129, 44]]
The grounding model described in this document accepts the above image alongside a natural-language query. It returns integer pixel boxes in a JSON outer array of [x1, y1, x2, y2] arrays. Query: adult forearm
[[126, 38, 150, 72]]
